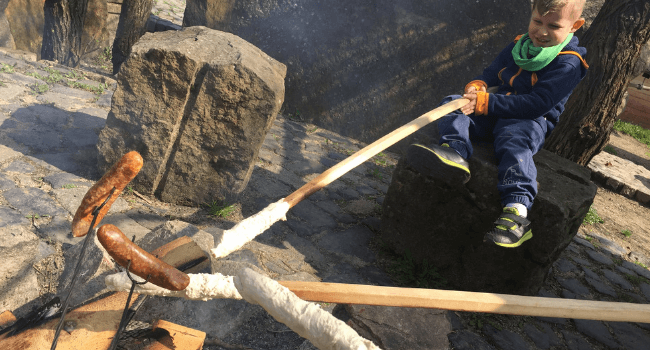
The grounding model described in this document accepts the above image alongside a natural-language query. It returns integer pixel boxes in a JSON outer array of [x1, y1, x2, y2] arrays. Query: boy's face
[[528, 2, 585, 48]]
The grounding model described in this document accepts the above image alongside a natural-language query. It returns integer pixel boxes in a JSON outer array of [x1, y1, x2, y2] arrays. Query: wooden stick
[[283, 98, 469, 207], [279, 281, 650, 323]]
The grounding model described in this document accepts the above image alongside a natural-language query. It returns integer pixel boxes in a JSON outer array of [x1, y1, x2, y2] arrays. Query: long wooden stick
[[283, 98, 469, 207], [280, 281, 650, 323]]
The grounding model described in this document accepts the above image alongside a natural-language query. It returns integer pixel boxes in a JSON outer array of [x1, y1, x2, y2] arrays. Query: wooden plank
[[279, 281, 650, 323], [143, 320, 206, 350], [0, 236, 208, 349]]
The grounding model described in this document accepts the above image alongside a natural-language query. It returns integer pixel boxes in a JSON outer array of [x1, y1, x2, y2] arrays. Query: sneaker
[[483, 207, 533, 248], [405, 143, 470, 184]]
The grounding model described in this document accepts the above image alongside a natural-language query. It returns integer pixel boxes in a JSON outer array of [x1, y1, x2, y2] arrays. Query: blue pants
[[437, 95, 551, 210]]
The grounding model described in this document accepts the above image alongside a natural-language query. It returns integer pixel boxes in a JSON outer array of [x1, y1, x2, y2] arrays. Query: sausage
[[72, 151, 143, 237], [97, 224, 190, 291]]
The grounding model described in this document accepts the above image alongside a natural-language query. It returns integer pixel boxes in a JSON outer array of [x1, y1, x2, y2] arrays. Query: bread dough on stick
[[211, 199, 290, 258], [105, 272, 242, 300], [235, 268, 381, 350]]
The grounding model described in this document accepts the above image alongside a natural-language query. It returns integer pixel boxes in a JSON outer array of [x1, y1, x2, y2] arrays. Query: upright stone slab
[[97, 26, 286, 205], [380, 145, 597, 295]]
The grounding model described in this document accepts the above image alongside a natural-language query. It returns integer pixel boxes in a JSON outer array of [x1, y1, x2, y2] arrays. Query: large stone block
[[380, 144, 597, 295], [97, 27, 286, 205]]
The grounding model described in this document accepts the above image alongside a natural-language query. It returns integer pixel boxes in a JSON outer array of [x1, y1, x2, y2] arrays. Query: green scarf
[[511, 33, 573, 71]]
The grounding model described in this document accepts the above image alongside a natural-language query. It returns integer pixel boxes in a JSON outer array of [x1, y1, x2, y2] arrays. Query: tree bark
[[544, 0, 650, 166], [112, 0, 154, 75], [41, 0, 90, 66]]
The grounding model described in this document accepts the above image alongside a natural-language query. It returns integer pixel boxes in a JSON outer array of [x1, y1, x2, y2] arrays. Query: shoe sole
[[494, 230, 533, 248], [406, 144, 470, 184]]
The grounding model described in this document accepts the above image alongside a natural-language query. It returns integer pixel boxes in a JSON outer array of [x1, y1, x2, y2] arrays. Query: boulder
[[380, 144, 598, 295], [182, 0, 531, 147], [97, 26, 286, 205]]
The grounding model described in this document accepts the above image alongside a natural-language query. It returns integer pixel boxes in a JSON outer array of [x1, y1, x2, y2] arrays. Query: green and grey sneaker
[[483, 207, 533, 248], [405, 143, 470, 184]]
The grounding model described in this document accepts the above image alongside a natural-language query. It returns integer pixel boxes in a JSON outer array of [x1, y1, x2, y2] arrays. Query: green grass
[[583, 206, 604, 225], [621, 229, 633, 238], [613, 120, 650, 147], [386, 249, 447, 289], [0, 63, 14, 73], [634, 261, 649, 269], [603, 145, 618, 155], [625, 274, 649, 286], [62, 184, 76, 189], [205, 200, 236, 218]]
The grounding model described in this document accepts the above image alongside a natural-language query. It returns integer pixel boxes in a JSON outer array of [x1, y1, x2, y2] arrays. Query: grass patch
[[205, 200, 236, 218], [583, 206, 604, 225], [613, 119, 650, 147], [62, 184, 76, 189], [621, 229, 633, 238], [625, 274, 650, 286], [634, 261, 649, 269], [1, 63, 15, 73], [386, 249, 447, 289], [603, 145, 618, 155]]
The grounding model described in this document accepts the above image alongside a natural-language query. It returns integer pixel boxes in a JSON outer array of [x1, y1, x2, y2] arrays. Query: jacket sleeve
[[482, 59, 584, 120]]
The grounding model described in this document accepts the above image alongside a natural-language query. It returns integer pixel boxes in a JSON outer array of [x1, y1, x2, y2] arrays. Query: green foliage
[[0, 63, 14, 73], [634, 260, 649, 269], [205, 200, 236, 218], [62, 184, 77, 189], [613, 119, 650, 147], [368, 167, 382, 180], [621, 229, 633, 238], [583, 206, 604, 225], [387, 249, 447, 289], [603, 145, 617, 155], [625, 274, 649, 286]]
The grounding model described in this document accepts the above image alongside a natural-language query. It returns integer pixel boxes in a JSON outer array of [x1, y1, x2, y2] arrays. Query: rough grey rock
[[561, 331, 595, 350], [573, 319, 619, 348], [97, 26, 286, 205], [448, 330, 497, 350], [137, 220, 214, 256], [523, 322, 561, 349], [345, 304, 451, 349], [482, 324, 531, 350], [586, 250, 614, 266], [609, 322, 650, 350], [381, 146, 597, 295], [182, 0, 530, 148], [0, 225, 40, 316]]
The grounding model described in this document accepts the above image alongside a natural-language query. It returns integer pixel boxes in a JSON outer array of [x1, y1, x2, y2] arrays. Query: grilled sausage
[[97, 224, 190, 291], [72, 151, 143, 237]]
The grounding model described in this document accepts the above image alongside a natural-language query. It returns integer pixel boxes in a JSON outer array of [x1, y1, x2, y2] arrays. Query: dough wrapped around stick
[[105, 272, 242, 300], [105, 269, 381, 350]]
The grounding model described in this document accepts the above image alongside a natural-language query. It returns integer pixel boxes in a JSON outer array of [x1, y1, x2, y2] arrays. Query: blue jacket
[[467, 35, 588, 127]]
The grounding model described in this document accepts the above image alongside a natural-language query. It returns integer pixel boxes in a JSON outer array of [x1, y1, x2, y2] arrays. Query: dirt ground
[[584, 130, 650, 265]]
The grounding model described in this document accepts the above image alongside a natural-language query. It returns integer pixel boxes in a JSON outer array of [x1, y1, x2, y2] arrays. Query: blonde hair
[[533, 0, 585, 19]]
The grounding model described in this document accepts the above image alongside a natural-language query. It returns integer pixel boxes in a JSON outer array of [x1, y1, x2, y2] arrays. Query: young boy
[[406, 0, 588, 248]]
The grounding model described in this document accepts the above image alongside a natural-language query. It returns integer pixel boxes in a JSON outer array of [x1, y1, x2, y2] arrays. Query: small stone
[[571, 256, 592, 266], [585, 277, 617, 297], [317, 226, 375, 263], [523, 322, 561, 349], [639, 283, 650, 301], [561, 331, 595, 350], [3, 159, 35, 173], [555, 258, 577, 273], [581, 266, 600, 280], [616, 265, 636, 277], [622, 261, 650, 280], [586, 250, 614, 266], [573, 319, 619, 348], [289, 201, 338, 229], [602, 269, 634, 290], [557, 277, 590, 296], [608, 322, 650, 350], [482, 324, 531, 350], [595, 236, 627, 257], [573, 237, 595, 249]]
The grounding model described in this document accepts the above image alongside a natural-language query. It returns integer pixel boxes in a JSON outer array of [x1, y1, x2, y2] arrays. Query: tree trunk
[[544, 0, 650, 166], [41, 0, 90, 66], [112, 0, 154, 75]]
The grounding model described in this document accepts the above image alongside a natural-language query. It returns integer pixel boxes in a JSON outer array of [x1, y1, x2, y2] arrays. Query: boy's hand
[[461, 86, 486, 115]]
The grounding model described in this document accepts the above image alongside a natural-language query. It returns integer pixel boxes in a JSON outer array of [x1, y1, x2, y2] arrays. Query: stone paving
[[1, 45, 650, 349]]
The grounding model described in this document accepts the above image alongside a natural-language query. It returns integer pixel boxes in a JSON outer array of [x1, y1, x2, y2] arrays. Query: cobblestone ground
[[1, 32, 650, 350]]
